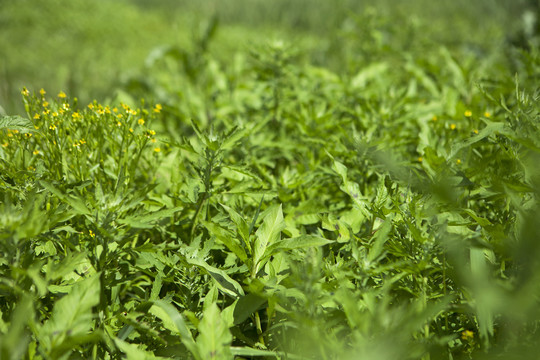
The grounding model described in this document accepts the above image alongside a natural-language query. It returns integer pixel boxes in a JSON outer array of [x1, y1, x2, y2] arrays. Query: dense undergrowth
[[1, 1, 540, 359]]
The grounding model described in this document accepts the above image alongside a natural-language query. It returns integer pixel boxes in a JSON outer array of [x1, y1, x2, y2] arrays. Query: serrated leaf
[[0, 115, 34, 132], [202, 220, 248, 263], [117, 206, 182, 228], [196, 303, 233, 360], [151, 300, 198, 357], [220, 203, 251, 253], [367, 216, 393, 263], [114, 338, 162, 360], [40, 274, 100, 350], [186, 258, 244, 297], [253, 204, 285, 275]]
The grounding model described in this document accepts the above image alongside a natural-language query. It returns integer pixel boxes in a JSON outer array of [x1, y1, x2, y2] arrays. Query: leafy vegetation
[[1, 0, 539, 359]]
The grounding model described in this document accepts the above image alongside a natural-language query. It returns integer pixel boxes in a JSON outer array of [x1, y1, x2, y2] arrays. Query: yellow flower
[[88, 103, 94, 110], [149, 130, 156, 136], [484, 111, 491, 118], [456, 159, 461, 165], [431, 115, 438, 121], [153, 147, 161, 153], [464, 110, 472, 117], [461, 330, 474, 340], [151, 138, 156, 143], [417, 157, 423, 162], [1, 142, 8, 148], [42, 101, 49, 108], [49, 124, 57, 130], [39, 88, 46, 96], [138, 118, 145, 126], [58, 91, 67, 98], [33, 149, 40, 155], [89, 230, 95, 238], [113, 107, 118, 113], [450, 123, 456, 130], [79, 139, 86, 145], [21, 87, 30, 96], [72, 112, 81, 120], [33, 113, 40, 120], [153, 104, 162, 113], [473, 129, 479, 134], [117, 121, 122, 127], [129, 128, 134, 133], [24, 133, 32, 138], [62, 103, 70, 110], [52, 112, 58, 117]]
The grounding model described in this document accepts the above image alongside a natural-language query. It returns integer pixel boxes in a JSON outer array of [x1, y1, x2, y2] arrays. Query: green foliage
[[1, 1, 539, 359]]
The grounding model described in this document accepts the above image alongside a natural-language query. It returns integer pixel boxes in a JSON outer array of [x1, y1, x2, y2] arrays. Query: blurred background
[[0, 0, 536, 115]]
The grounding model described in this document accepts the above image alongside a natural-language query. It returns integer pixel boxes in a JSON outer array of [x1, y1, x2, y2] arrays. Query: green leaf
[[151, 300, 198, 357], [187, 258, 245, 297], [0, 115, 34, 132], [196, 303, 233, 360], [253, 204, 285, 275], [230, 293, 267, 326], [202, 220, 248, 263], [39, 274, 100, 351], [230, 347, 280, 357], [367, 216, 393, 263], [114, 338, 162, 360], [117, 206, 183, 228], [220, 203, 251, 253]]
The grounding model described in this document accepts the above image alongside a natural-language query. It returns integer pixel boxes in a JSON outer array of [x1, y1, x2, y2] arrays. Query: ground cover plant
[[1, 1, 539, 359]]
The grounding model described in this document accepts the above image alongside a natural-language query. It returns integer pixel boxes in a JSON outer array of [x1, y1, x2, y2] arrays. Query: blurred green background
[[0, 0, 535, 115]]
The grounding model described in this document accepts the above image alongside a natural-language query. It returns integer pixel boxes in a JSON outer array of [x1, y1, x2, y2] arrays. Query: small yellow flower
[[456, 159, 461, 165], [27, 166, 35, 171], [450, 123, 456, 130], [24, 133, 32, 138], [117, 114, 123, 119], [113, 107, 118, 113], [33, 149, 40, 155], [49, 124, 57, 130], [153, 104, 162, 113], [129, 128, 134, 133], [431, 115, 438, 121], [42, 101, 49, 108], [149, 130, 156, 136], [484, 111, 491, 118], [39, 88, 46, 96], [461, 330, 474, 340], [62, 103, 70, 111], [88, 103, 94, 110], [21, 87, 30, 96], [72, 112, 81, 120], [117, 121, 122, 127], [79, 139, 86, 145], [417, 157, 423, 162], [473, 129, 479, 134], [153, 147, 161, 153], [52, 112, 58, 117], [138, 118, 145, 126], [464, 110, 472, 117], [89, 230, 95, 238], [58, 91, 67, 98], [1, 142, 8, 148], [33, 113, 40, 120], [151, 138, 156, 143]]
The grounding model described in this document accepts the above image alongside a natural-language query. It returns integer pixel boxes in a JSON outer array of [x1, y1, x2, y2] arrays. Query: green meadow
[[1, 0, 539, 359]]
